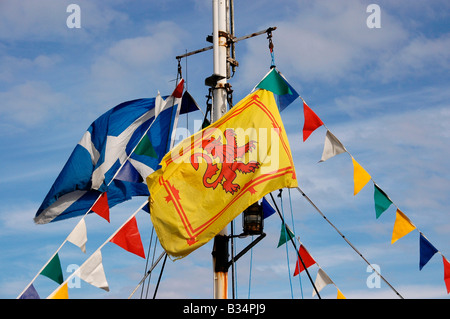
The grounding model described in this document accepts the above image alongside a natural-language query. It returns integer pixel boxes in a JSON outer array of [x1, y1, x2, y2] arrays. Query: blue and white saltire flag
[[35, 79, 195, 224]]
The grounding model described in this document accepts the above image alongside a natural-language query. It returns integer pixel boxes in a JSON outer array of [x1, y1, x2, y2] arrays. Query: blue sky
[[1, 0, 450, 299]]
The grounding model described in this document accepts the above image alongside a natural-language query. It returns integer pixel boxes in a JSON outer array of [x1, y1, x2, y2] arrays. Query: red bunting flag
[[92, 192, 110, 222], [443, 256, 450, 294], [293, 245, 316, 276], [110, 216, 145, 258], [302, 101, 324, 142]]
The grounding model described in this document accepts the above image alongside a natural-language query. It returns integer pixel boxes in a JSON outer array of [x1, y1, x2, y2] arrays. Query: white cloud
[[374, 34, 450, 82], [237, 0, 408, 86], [0, 0, 128, 42], [0, 81, 66, 129], [237, 0, 449, 88], [88, 21, 188, 103], [0, 54, 62, 83]]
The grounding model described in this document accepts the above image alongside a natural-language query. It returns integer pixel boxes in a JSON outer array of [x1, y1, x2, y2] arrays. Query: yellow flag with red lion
[[146, 89, 297, 259]]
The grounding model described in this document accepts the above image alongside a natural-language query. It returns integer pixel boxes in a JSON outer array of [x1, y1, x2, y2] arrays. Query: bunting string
[[296, 237, 346, 298], [295, 186, 403, 298], [299, 93, 450, 294], [270, 192, 345, 298], [46, 200, 149, 299], [19, 78, 188, 299], [257, 67, 449, 295]]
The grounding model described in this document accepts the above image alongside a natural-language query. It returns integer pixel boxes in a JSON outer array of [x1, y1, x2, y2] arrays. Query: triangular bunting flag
[[337, 289, 346, 299], [114, 160, 144, 183], [293, 245, 316, 276], [277, 222, 295, 247], [134, 134, 158, 159], [67, 218, 87, 253], [110, 216, 145, 258], [302, 102, 324, 142], [40, 253, 64, 285], [319, 130, 347, 162], [419, 233, 438, 270], [313, 268, 334, 297], [48, 282, 68, 299], [262, 197, 276, 219], [443, 256, 450, 294], [352, 157, 371, 195], [391, 209, 416, 244], [19, 284, 40, 299], [256, 68, 292, 96], [374, 184, 393, 219], [76, 250, 109, 291], [91, 192, 110, 222], [180, 91, 201, 115], [278, 79, 299, 111]]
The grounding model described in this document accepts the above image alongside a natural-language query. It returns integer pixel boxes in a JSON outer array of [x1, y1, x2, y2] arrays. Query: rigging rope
[[144, 232, 160, 298], [270, 192, 322, 299], [248, 236, 253, 299], [288, 188, 304, 299], [140, 226, 155, 299], [152, 253, 168, 299], [279, 190, 294, 298], [295, 186, 404, 299]]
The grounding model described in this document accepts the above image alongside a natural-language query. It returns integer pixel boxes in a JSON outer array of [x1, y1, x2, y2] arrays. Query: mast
[[211, 0, 229, 300], [176, 0, 275, 300]]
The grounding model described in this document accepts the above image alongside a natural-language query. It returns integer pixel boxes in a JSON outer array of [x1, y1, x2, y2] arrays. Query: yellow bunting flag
[[391, 209, 416, 244], [48, 282, 68, 299], [352, 157, 371, 195], [337, 289, 346, 299], [146, 89, 298, 259]]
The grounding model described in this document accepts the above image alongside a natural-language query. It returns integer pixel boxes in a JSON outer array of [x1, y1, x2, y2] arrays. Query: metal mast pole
[[211, 0, 229, 299]]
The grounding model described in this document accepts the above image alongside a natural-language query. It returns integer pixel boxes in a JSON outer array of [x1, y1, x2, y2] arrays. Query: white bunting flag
[[67, 218, 87, 253], [319, 130, 347, 162], [76, 250, 109, 291], [313, 268, 334, 297]]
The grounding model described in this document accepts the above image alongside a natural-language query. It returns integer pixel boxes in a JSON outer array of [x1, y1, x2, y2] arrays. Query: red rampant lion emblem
[[190, 129, 260, 195]]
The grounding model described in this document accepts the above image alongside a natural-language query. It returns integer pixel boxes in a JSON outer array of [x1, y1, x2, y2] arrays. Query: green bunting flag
[[256, 68, 292, 96], [374, 184, 393, 219], [40, 253, 64, 285], [134, 134, 158, 158], [277, 222, 295, 247]]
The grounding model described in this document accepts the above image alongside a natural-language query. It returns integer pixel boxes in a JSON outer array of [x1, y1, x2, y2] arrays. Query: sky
[[1, 0, 450, 299]]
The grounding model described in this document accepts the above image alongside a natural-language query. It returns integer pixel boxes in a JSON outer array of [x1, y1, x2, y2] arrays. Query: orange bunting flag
[[443, 256, 450, 294], [337, 289, 346, 299], [92, 192, 110, 222], [352, 157, 371, 195], [391, 209, 416, 244], [293, 245, 316, 276], [110, 216, 145, 258], [302, 101, 323, 142], [48, 282, 69, 299]]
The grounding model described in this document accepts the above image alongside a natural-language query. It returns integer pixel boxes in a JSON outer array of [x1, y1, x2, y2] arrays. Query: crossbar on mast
[[175, 27, 277, 60]]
